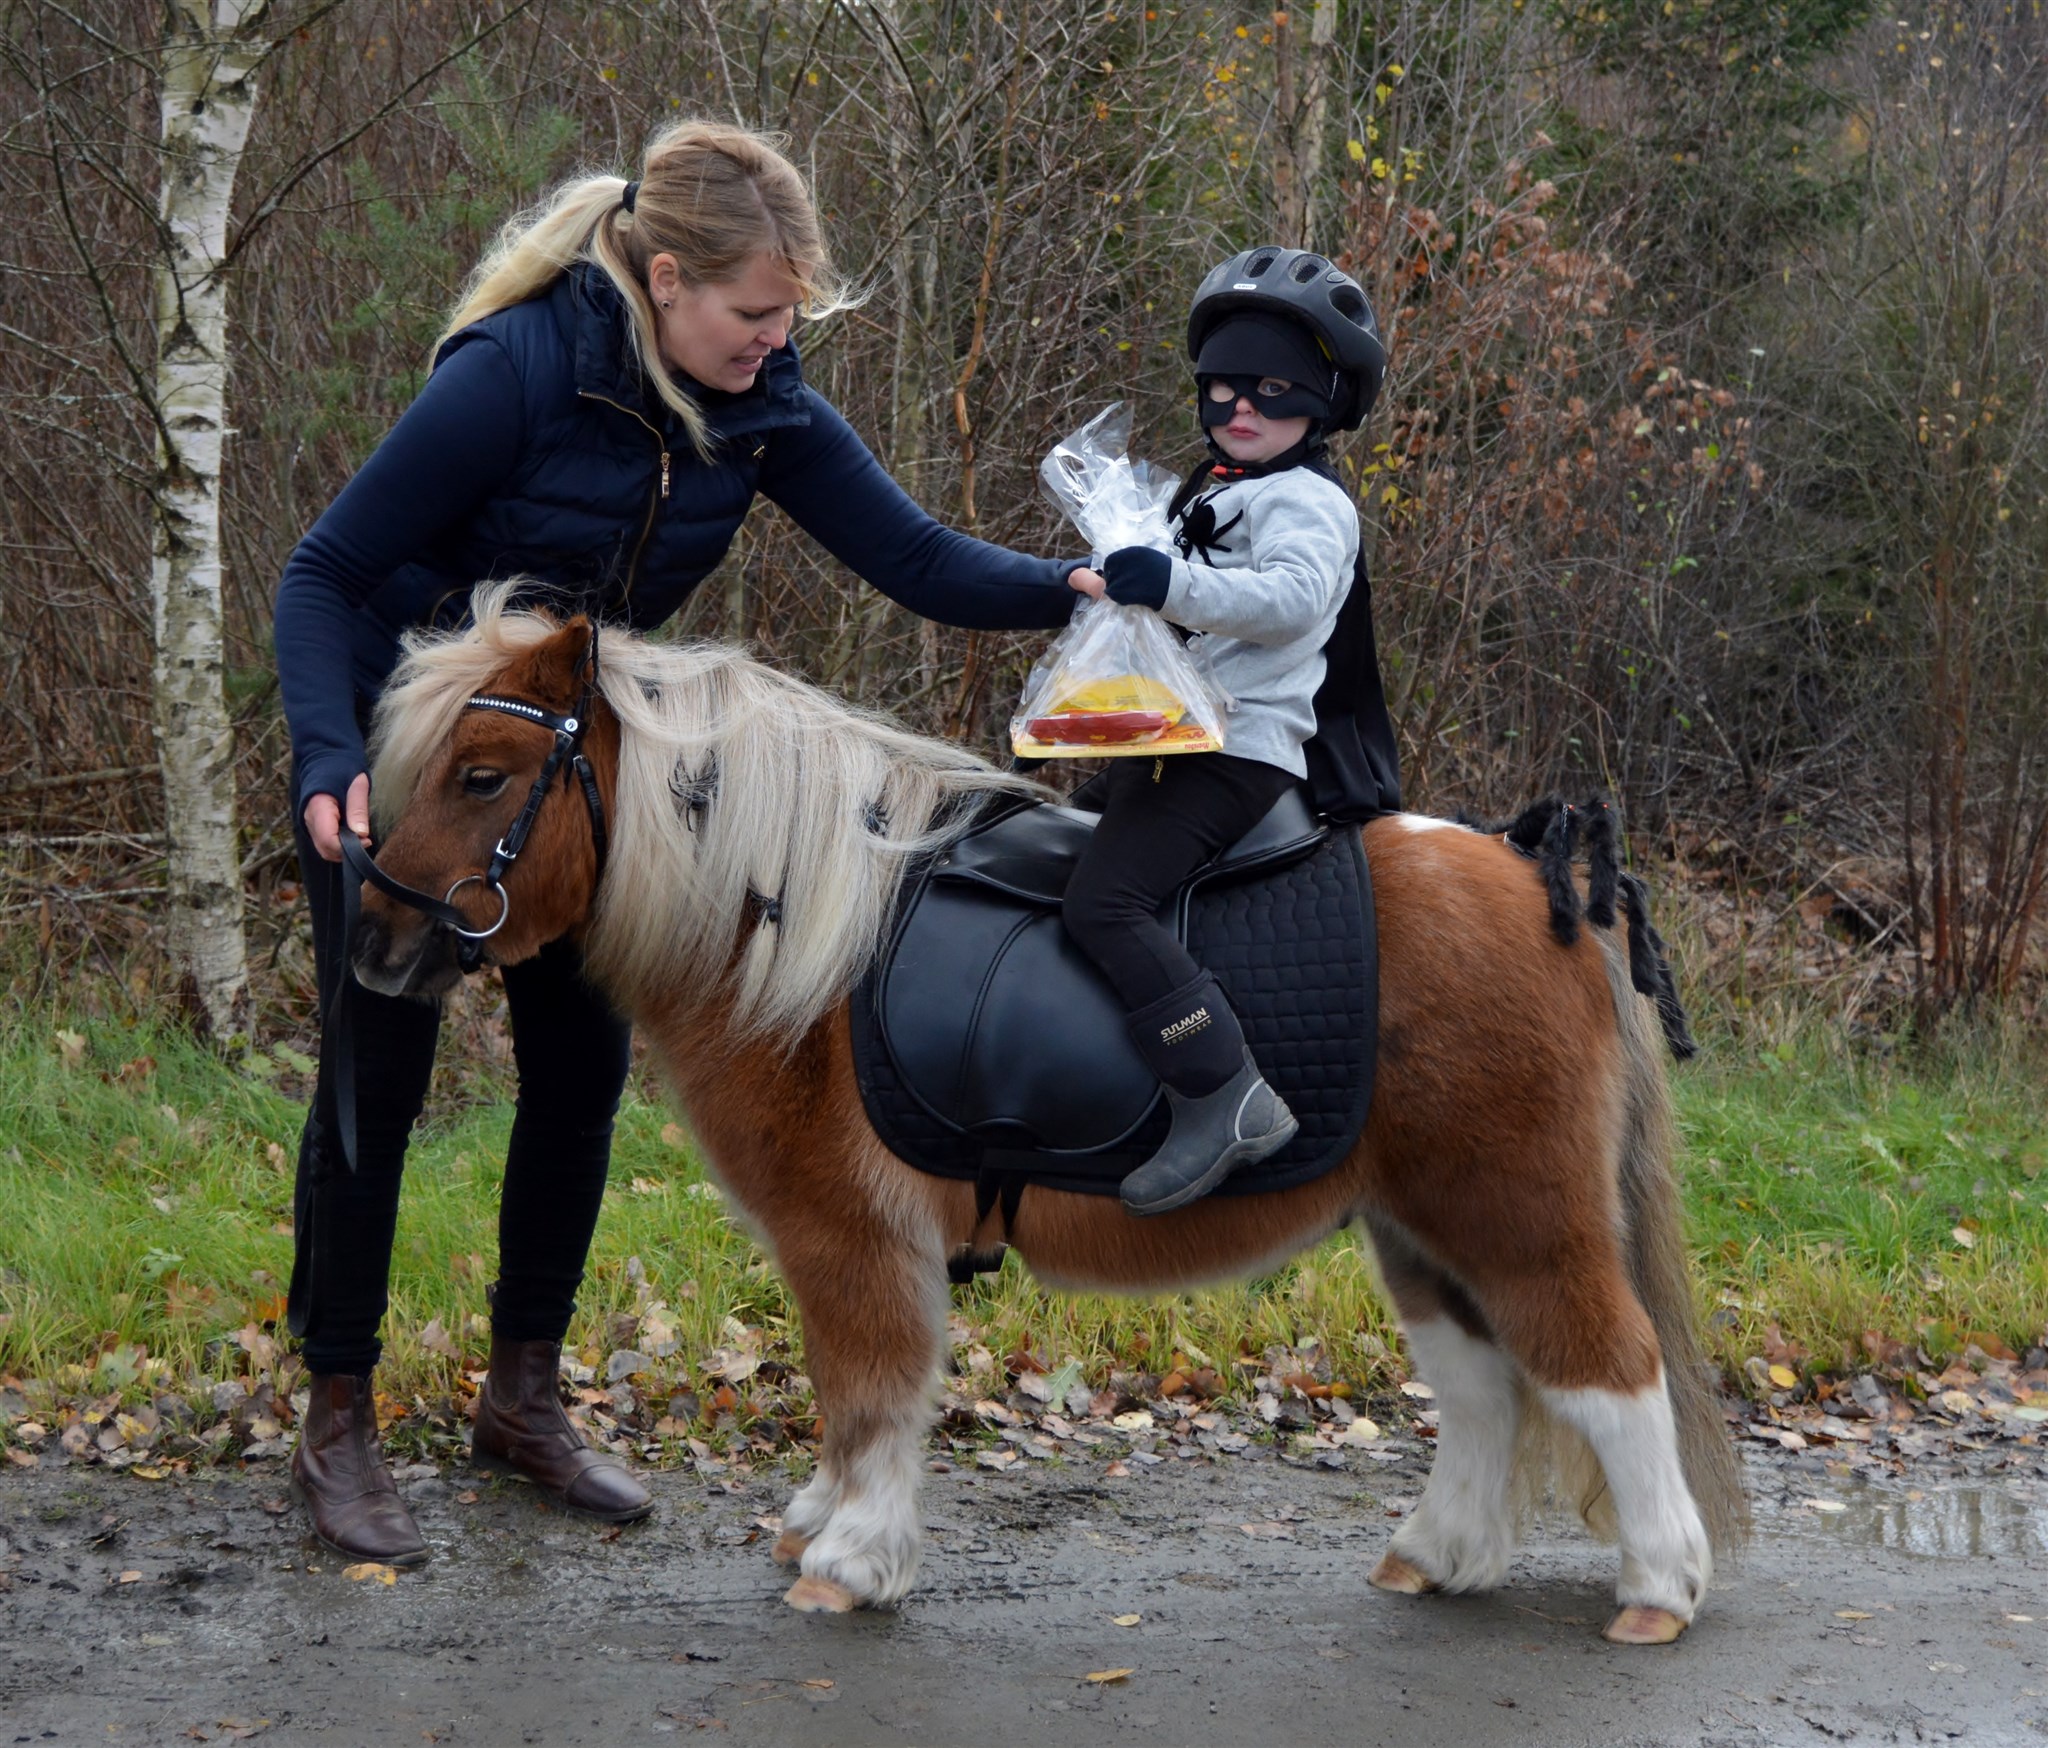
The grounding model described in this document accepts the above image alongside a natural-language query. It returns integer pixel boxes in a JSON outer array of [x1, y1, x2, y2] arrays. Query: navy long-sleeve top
[[274, 262, 1078, 812]]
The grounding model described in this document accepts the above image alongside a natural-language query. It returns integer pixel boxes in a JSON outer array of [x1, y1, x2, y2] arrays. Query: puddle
[[1774, 1482, 2048, 1560]]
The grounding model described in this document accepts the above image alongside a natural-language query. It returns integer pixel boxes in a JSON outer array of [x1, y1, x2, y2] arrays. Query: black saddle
[[848, 785, 1379, 1215]]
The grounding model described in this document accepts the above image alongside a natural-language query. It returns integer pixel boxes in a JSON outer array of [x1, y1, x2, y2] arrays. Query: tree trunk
[[152, 0, 270, 1038]]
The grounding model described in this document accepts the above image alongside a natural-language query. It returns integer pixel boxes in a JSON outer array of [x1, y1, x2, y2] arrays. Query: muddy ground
[[3, 1435, 2044, 1748]]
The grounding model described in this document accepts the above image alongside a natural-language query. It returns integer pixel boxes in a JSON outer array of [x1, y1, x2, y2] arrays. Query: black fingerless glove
[[1101, 545, 1172, 610]]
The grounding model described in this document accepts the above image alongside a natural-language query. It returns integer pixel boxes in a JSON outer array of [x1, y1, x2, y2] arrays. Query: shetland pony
[[351, 587, 1745, 1642]]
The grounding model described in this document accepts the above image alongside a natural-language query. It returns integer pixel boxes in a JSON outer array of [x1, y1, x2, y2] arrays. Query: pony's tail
[[1598, 933, 1749, 1557]]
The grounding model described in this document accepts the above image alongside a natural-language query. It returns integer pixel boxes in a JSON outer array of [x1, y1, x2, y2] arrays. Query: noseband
[[342, 651, 610, 975]]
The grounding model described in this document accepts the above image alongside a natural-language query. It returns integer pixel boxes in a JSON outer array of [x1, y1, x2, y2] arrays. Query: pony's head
[[350, 582, 1036, 1036], [352, 602, 613, 999]]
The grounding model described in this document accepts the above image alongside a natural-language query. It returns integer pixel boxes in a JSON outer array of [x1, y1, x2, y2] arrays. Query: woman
[[274, 120, 1085, 1565]]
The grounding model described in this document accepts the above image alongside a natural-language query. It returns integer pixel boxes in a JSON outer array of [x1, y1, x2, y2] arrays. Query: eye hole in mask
[[1204, 376, 1297, 404]]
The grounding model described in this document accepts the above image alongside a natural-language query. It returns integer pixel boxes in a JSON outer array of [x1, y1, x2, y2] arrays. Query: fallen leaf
[[117, 1570, 142, 1584], [1835, 1609, 1873, 1620], [1802, 1498, 1847, 1514], [801, 1679, 834, 1690], [1951, 1226, 1977, 1249], [343, 1562, 398, 1585], [1339, 1417, 1384, 1445], [55, 1028, 87, 1066], [1084, 1668, 1134, 1684], [1111, 1410, 1154, 1432], [455, 1490, 479, 1505], [1111, 1613, 1141, 1627], [1398, 1380, 1435, 1400], [660, 1123, 688, 1149], [131, 1466, 168, 1481], [1104, 1461, 1131, 1478], [1768, 1363, 1799, 1389]]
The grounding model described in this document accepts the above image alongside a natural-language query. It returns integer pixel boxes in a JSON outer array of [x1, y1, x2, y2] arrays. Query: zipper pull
[[659, 451, 671, 499]]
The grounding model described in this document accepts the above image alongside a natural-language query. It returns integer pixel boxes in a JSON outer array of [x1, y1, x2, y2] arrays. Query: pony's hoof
[[770, 1530, 811, 1567], [1604, 1605, 1688, 1645], [783, 1574, 858, 1613], [1368, 1551, 1440, 1595]]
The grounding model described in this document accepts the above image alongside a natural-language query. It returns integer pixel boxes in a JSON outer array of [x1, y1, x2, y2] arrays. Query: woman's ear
[[646, 251, 680, 308]]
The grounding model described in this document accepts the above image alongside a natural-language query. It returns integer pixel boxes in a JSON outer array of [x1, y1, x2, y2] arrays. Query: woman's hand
[[1067, 565, 1107, 599], [303, 774, 373, 863]]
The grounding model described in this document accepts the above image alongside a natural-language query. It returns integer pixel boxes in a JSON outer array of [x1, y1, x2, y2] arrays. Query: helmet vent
[[1246, 251, 1277, 277], [1290, 255, 1327, 283], [1329, 284, 1367, 323]]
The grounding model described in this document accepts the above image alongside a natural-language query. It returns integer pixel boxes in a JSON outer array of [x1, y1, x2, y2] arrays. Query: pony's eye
[[461, 768, 508, 799]]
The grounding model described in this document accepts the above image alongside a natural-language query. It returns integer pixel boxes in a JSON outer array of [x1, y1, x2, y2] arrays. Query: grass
[[2, 990, 2043, 1423]]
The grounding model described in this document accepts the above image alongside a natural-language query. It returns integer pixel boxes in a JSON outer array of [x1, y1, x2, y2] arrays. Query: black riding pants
[[289, 807, 631, 1378], [1061, 750, 1298, 1016]]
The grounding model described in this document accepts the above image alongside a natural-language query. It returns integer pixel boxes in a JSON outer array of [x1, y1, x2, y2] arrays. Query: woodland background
[[2, 0, 2045, 1037]]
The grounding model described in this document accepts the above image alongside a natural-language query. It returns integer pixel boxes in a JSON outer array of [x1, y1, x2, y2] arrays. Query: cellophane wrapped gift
[[1010, 405, 1230, 759]]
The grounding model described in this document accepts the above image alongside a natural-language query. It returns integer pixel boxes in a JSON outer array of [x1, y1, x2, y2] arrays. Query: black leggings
[[289, 808, 631, 1377], [1061, 752, 1298, 1012]]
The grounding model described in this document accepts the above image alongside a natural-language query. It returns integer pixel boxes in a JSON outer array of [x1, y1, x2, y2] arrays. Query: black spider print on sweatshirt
[[1173, 490, 1244, 566]]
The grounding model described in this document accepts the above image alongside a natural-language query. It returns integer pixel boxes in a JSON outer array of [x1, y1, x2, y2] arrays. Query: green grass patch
[[3, 995, 2042, 1422]]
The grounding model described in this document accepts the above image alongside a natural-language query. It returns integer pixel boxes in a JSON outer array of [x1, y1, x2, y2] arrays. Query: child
[[1063, 246, 1391, 1216]]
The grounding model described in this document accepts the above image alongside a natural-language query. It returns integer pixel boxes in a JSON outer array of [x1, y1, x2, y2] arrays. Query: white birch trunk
[[152, 0, 271, 1037]]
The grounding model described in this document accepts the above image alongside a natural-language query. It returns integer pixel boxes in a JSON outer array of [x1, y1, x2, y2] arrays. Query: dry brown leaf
[[660, 1123, 688, 1149]]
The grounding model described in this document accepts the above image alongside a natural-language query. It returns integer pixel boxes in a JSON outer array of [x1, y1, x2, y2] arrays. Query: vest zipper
[[579, 388, 668, 609]]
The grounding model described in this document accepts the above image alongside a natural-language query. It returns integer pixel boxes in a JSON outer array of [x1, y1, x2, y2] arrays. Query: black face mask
[[1197, 373, 1332, 429]]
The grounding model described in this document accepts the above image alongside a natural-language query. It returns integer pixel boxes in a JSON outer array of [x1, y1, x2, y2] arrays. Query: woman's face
[[648, 251, 806, 393]]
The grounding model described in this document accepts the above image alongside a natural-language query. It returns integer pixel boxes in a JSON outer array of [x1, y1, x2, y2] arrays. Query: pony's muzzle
[[351, 905, 465, 1000]]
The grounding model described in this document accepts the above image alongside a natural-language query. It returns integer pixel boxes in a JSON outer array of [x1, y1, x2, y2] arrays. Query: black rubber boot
[[1118, 976, 1298, 1216]]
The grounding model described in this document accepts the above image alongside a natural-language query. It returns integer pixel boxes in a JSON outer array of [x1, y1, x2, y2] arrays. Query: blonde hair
[[435, 120, 851, 455], [373, 584, 1038, 1042]]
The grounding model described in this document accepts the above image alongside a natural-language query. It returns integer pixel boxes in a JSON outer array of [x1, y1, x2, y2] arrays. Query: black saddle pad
[[848, 800, 1377, 1198]]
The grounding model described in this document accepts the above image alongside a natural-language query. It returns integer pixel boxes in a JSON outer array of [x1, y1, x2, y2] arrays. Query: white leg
[[1539, 1372, 1711, 1624], [790, 1408, 925, 1608], [1381, 1318, 1521, 1593], [773, 1456, 842, 1566]]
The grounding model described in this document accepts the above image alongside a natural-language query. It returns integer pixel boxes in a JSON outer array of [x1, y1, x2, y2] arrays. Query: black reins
[[323, 629, 609, 1174]]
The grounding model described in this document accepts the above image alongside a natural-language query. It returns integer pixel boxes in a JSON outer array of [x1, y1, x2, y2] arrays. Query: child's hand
[[1067, 565, 1107, 598], [1102, 546, 1172, 610]]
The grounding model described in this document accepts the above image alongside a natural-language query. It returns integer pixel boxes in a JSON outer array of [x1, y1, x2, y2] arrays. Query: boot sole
[[287, 1477, 431, 1567], [1121, 1112, 1300, 1218], [470, 1447, 656, 1524]]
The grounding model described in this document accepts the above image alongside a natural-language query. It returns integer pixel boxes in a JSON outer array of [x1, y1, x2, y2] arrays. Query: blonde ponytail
[[434, 121, 853, 457]]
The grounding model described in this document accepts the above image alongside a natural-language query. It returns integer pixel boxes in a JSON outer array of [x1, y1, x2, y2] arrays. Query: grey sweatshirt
[[1162, 465, 1358, 778]]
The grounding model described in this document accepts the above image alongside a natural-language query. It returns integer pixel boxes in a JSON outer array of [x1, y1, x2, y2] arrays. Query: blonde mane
[[372, 584, 1036, 1041]]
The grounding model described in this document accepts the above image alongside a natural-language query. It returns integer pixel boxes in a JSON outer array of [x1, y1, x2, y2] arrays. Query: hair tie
[[621, 179, 640, 213]]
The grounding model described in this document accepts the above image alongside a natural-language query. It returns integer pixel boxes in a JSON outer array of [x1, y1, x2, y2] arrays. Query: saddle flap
[[935, 784, 1330, 908], [877, 882, 1159, 1150]]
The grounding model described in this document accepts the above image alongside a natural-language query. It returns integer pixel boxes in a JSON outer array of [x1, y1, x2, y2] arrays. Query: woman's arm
[[274, 335, 526, 830], [758, 389, 1081, 631]]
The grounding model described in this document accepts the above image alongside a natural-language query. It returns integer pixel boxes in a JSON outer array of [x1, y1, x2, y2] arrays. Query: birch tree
[[151, 0, 276, 1037]]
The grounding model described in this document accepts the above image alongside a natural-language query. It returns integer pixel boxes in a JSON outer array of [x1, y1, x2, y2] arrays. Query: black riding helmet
[[1186, 247, 1386, 431]]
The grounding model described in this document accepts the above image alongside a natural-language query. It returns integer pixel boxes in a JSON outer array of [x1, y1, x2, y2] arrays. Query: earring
[[661, 300, 672, 310]]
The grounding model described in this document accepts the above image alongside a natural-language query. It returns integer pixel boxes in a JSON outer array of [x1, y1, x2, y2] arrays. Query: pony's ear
[[522, 614, 596, 707]]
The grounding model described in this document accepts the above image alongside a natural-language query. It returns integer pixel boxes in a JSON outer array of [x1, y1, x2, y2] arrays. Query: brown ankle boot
[[290, 1373, 429, 1566], [472, 1337, 653, 1522]]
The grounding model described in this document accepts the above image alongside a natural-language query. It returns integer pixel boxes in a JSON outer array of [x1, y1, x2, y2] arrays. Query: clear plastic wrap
[[1010, 405, 1229, 759]]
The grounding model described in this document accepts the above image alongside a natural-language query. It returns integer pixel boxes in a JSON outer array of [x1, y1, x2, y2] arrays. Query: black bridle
[[342, 648, 610, 973], [320, 633, 609, 1179]]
